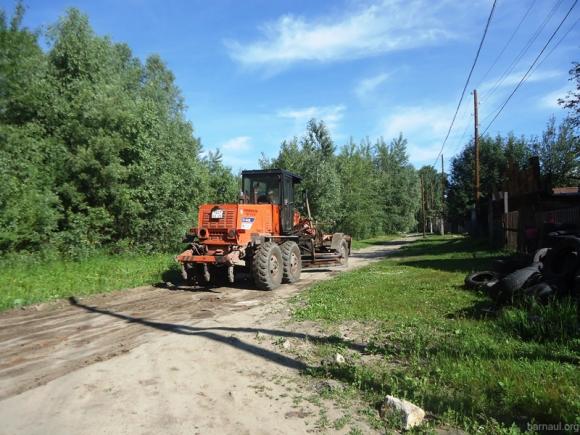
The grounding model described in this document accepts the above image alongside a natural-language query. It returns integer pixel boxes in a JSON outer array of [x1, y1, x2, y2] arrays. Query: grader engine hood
[[176, 203, 282, 266], [195, 203, 280, 246]]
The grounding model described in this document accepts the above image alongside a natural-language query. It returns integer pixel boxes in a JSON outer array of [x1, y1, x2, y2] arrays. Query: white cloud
[[381, 104, 472, 165], [277, 104, 346, 133], [383, 105, 452, 138], [221, 155, 256, 171], [355, 72, 390, 98], [538, 87, 570, 109], [221, 136, 252, 151], [480, 69, 562, 92], [407, 141, 445, 163], [226, 0, 453, 69]]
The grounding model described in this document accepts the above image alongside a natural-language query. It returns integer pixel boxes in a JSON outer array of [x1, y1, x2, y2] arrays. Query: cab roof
[[241, 168, 302, 182]]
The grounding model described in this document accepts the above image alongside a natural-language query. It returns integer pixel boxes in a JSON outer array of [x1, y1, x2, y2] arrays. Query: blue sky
[[4, 0, 579, 171]]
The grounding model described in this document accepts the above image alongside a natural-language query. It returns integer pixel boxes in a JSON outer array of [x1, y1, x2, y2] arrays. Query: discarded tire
[[491, 264, 542, 303], [464, 271, 500, 290], [523, 282, 556, 304], [498, 264, 542, 292], [466, 234, 580, 306], [532, 247, 551, 264], [542, 244, 579, 281], [491, 258, 527, 275]]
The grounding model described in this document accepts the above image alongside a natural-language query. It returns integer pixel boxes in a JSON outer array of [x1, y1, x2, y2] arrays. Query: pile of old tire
[[465, 233, 580, 306]]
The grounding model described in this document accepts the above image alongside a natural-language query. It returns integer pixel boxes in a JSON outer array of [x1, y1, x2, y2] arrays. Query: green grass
[[0, 253, 179, 311], [293, 235, 580, 433], [350, 234, 402, 250]]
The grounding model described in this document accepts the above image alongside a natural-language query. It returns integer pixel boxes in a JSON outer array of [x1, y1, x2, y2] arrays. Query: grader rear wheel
[[281, 241, 301, 283], [252, 241, 283, 290], [338, 239, 349, 266]]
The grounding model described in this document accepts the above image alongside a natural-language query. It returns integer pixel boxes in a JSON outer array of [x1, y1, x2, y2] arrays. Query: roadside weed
[[292, 236, 579, 432], [0, 253, 178, 310]]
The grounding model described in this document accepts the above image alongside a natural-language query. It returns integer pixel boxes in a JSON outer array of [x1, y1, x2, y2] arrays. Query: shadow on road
[[68, 297, 367, 372], [156, 264, 345, 293]]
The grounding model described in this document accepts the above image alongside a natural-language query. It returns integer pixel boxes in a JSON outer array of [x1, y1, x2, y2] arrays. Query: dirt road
[[0, 239, 411, 434]]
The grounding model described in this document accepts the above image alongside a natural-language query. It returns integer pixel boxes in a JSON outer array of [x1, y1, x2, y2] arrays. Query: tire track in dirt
[[0, 239, 412, 401]]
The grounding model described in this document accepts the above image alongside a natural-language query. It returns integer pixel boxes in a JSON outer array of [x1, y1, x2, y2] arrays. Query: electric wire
[[432, 0, 497, 167], [533, 15, 579, 70], [476, 0, 537, 88], [480, 0, 564, 103], [482, 0, 578, 135]]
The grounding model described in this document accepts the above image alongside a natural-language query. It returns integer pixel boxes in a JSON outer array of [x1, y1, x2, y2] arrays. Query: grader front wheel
[[252, 241, 283, 290]]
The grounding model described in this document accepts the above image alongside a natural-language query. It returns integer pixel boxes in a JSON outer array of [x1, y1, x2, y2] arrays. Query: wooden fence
[[502, 206, 580, 252], [503, 211, 519, 251]]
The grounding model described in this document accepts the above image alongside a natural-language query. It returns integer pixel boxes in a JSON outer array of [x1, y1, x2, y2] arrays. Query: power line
[[482, 0, 578, 135], [432, 0, 497, 167], [480, 2, 577, 127], [476, 0, 537, 88], [480, 0, 564, 103], [533, 16, 579, 70]]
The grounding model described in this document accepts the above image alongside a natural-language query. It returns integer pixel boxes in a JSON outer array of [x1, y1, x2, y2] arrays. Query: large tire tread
[[252, 241, 283, 291], [338, 239, 349, 266], [281, 241, 302, 283], [464, 271, 499, 290], [499, 264, 541, 291]]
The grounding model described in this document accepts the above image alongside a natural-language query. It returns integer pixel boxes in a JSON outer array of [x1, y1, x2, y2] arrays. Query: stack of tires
[[465, 233, 580, 305]]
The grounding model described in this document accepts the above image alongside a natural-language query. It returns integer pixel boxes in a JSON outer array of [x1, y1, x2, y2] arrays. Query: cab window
[[242, 175, 281, 204]]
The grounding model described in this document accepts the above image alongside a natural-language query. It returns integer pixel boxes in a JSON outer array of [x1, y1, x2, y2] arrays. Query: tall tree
[[265, 119, 342, 229], [532, 116, 579, 187], [0, 5, 220, 255], [203, 149, 239, 204], [418, 165, 443, 232], [336, 140, 382, 238], [374, 134, 418, 233], [0, 4, 60, 252], [559, 62, 580, 128]]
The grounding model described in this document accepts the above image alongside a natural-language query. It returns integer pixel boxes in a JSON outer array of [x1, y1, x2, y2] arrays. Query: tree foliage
[[417, 164, 445, 229], [559, 62, 580, 128], [0, 5, 236, 256], [264, 122, 419, 237], [447, 117, 579, 221], [532, 116, 579, 186]]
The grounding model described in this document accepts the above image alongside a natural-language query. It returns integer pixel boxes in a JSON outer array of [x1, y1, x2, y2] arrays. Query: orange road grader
[[176, 169, 351, 290]]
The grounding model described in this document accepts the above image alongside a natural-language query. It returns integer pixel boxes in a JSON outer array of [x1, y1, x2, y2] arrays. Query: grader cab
[[176, 169, 351, 290]]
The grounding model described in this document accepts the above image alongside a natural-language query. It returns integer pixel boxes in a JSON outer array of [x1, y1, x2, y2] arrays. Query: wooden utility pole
[[420, 176, 426, 237], [474, 89, 480, 208], [440, 154, 445, 235]]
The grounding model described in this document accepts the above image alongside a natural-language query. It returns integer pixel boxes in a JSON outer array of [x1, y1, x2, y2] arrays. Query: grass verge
[[292, 235, 580, 433], [0, 253, 179, 311]]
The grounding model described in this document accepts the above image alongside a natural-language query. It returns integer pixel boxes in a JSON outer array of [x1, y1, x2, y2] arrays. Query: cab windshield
[[242, 174, 281, 204]]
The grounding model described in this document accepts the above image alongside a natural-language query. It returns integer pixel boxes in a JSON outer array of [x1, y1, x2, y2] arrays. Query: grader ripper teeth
[[176, 169, 351, 290]]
